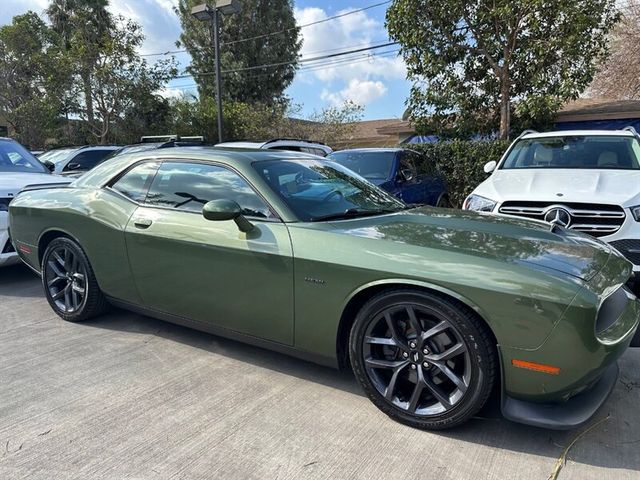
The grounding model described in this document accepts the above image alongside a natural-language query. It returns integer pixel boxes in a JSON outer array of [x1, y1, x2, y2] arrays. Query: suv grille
[[498, 201, 625, 238], [609, 240, 640, 265]]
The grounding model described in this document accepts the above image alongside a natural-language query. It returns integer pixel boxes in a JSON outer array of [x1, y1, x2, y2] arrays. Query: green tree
[[0, 12, 68, 148], [175, 0, 301, 103], [88, 17, 175, 144], [46, 0, 114, 131], [386, 0, 619, 139]]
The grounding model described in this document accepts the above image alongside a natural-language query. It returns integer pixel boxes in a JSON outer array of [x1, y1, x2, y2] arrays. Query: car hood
[[325, 207, 613, 281], [0, 172, 64, 197], [478, 169, 640, 206]]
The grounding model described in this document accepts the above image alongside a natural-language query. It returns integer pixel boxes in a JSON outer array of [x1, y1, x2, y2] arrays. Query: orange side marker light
[[512, 359, 561, 375]]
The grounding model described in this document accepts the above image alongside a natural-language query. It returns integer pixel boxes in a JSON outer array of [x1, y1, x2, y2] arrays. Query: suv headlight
[[463, 194, 497, 212], [631, 205, 640, 221]]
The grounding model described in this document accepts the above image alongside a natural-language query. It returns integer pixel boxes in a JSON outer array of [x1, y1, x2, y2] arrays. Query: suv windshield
[[501, 135, 640, 170], [0, 139, 48, 173], [253, 159, 406, 221], [328, 151, 395, 180]]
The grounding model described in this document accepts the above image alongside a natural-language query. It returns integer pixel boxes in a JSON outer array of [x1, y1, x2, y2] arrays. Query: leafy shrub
[[408, 140, 509, 207]]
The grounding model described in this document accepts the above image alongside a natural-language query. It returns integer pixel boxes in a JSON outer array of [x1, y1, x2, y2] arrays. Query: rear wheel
[[349, 289, 496, 430], [42, 237, 109, 322]]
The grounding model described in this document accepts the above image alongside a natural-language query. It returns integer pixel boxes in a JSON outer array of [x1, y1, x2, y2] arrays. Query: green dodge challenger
[[8, 148, 640, 430]]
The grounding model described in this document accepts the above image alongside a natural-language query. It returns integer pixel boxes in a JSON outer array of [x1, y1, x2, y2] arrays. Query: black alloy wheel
[[42, 237, 109, 322], [350, 290, 496, 430]]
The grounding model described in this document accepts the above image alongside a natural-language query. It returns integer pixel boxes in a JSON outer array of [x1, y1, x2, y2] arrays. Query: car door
[[397, 151, 441, 205], [123, 160, 295, 345]]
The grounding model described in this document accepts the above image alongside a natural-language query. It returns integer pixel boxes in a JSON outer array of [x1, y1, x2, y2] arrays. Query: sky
[[1, 0, 411, 121]]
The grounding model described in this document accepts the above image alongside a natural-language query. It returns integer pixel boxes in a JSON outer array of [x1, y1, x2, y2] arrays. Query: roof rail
[[140, 135, 204, 143], [623, 126, 640, 137], [518, 129, 538, 138], [263, 138, 329, 147]]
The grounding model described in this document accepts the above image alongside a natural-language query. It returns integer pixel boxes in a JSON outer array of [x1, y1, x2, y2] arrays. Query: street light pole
[[211, 8, 223, 144], [191, 1, 241, 144]]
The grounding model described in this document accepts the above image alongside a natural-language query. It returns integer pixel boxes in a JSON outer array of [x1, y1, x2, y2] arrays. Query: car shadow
[[0, 263, 43, 298], [84, 308, 640, 474]]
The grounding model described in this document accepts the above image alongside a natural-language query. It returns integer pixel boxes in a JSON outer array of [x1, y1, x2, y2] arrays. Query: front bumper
[[0, 214, 19, 267], [502, 362, 618, 430], [499, 260, 639, 428]]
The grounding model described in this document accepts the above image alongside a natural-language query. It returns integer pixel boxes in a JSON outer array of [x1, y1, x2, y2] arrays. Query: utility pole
[[191, 1, 241, 144]]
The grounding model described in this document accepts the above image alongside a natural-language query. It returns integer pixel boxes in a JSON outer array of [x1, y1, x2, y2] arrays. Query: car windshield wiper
[[312, 208, 400, 222]]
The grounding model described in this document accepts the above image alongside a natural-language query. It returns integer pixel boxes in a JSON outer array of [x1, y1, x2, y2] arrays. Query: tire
[[349, 289, 497, 430], [41, 237, 109, 322], [436, 195, 452, 208]]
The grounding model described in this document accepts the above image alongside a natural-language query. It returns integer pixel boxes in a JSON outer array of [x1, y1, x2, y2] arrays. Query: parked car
[[0, 137, 69, 267], [464, 128, 640, 275], [217, 138, 332, 156], [9, 147, 639, 430], [328, 148, 450, 207], [38, 145, 121, 176], [106, 135, 206, 159]]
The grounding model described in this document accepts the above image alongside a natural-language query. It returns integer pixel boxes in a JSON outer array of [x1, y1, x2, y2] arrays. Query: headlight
[[631, 205, 640, 221], [463, 194, 497, 212]]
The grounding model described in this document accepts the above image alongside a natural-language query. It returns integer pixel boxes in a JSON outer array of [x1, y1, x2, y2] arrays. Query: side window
[[111, 162, 160, 202], [313, 148, 327, 157], [145, 162, 273, 218], [67, 150, 112, 171], [399, 153, 417, 179]]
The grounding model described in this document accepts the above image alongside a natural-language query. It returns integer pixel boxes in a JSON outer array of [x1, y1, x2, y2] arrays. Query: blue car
[[327, 148, 450, 207]]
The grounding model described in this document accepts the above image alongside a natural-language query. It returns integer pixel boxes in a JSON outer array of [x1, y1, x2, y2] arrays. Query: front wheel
[[436, 195, 452, 208], [42, 237, 109, 322], [349, 289, 497, 430]]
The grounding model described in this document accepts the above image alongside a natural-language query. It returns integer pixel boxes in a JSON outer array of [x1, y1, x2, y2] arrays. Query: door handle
[[133, 218, 153, 229]]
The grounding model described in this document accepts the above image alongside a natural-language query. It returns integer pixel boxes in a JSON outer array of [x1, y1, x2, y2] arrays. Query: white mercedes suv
[[464, 128, 640, 272], [0, 138, 68, 267]]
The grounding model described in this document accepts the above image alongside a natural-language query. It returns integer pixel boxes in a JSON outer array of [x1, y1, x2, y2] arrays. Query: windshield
[[501, 135, 640, 170], [0, 139, 48, 173], [328, 150, 396, 180], [39, 148, 79, 165], [253, 159, 406, 221]]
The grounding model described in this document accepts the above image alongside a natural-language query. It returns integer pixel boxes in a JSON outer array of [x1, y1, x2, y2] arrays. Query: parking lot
[[0, 264, 638, 480]]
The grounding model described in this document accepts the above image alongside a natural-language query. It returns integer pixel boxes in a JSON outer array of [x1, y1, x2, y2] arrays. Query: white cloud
[[157, 86, 187, 99], [109, 0, 182, 57], [294, 6, 406, 108], [321, 79, 388, 106]]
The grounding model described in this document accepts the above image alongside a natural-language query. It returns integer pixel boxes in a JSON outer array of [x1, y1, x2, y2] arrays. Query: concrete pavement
[[0, 263, 638, 479]]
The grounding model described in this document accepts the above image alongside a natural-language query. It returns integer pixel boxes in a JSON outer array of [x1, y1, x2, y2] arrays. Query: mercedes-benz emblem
[[544, 207, 571, 227]]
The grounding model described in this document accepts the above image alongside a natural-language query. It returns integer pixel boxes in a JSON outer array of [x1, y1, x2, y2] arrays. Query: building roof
[[556, 98, 640, 122], [334, 118, 413, 148]]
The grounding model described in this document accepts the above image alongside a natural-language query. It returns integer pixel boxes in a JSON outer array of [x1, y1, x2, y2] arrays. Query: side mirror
[[202, 199, 254, 233], [399, 168, 415, 182], [43, 160, 55, 173], [483, 161, 497, 174]]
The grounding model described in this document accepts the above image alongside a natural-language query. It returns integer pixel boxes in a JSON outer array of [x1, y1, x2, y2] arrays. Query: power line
[[173, 41, 398, 79], [223, 0, 392, 47], [140, 0, 392, 57], [167, 49, 401, 88]]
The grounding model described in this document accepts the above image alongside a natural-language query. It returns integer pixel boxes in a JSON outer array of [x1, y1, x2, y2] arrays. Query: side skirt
[[106, 297, 338, 369]]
